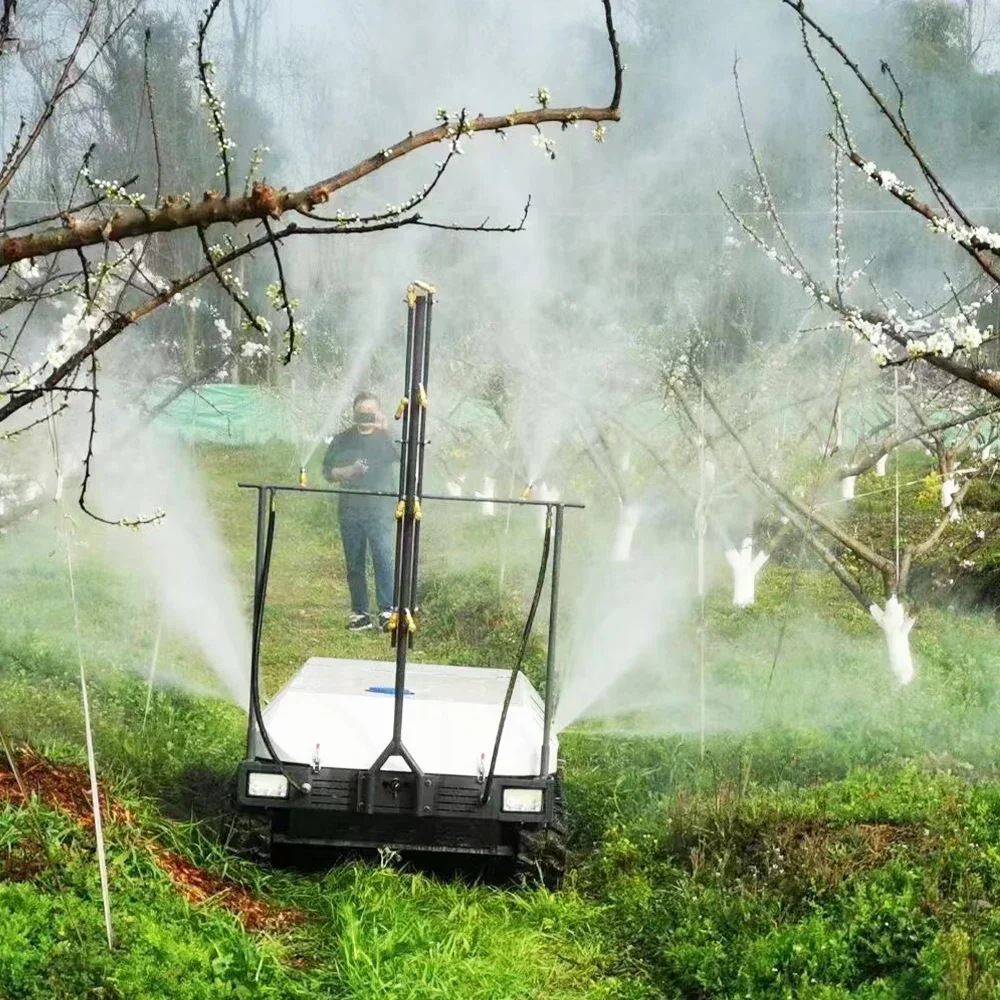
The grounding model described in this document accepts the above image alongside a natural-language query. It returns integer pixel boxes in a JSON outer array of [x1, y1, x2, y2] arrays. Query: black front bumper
[[237, 759, 556, 855]]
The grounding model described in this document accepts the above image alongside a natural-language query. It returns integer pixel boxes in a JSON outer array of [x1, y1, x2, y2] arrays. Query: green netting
[[149, 383, 297, 445]]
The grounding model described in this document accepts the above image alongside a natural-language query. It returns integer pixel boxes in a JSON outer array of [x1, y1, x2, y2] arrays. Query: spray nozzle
[[521, 483, 534, 499], [298, 466, 307, 487]]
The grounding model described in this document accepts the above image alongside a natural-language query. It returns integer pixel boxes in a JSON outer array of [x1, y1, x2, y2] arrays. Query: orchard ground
[[3, 444, 1000, 998]]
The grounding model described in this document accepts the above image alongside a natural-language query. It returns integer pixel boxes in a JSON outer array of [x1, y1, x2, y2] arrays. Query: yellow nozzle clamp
[[395, 397, 409, 420], [394, 499, 406, 519], [413, 280, 436, 294], [521, 484, 533, 499], [404, 609, 416, 634], [387, 610, 399, 634], [417, 384, 428, 408], [412, 499, 422, 521], [298, 467, 307, 487], [406, 285, 417, 308]]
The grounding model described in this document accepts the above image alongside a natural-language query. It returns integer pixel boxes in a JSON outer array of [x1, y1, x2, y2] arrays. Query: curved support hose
[[250, 501, 307, 794], [480, 508, 553, 805]]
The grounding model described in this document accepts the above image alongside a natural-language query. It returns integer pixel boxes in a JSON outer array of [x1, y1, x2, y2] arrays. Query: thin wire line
[[894, 367, 901, 591], [697, 379, 706, 761], [815, 476, 927, 505]]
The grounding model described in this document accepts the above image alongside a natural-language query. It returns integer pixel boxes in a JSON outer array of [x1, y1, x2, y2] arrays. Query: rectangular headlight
[[502, 787, 544, 813], [247, 772, 289, 799]]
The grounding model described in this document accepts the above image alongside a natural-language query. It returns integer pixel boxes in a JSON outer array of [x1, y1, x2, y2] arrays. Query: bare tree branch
[[719, 190, 1000, 399], [0, 2, 102, 196], [142, 27, 163, 204], [196, 0, 231, 197], [784, 0, 970, 224], [262, 218, 295, 363], [687, 368, 895, 577], [0, 0, 16, 52], [1, 0, 623, 269], [838, 142, 1000, 285], [842, 403, 1000, 477]]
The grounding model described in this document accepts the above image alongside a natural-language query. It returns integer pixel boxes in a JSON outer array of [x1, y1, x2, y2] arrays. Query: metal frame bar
[[391, 302, 416, 619], [245, 486, 269, 757], [540, 504, 565, 775], [409, 292, 432, 612], [237, 482, 584, 509]]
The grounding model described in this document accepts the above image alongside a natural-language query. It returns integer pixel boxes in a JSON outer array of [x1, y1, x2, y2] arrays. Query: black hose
[[249, 501, 306, 794], [480, 509, 553, 805]]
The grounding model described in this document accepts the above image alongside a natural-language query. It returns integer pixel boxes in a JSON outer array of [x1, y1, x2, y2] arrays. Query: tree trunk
[[869, 596, 915, 685]]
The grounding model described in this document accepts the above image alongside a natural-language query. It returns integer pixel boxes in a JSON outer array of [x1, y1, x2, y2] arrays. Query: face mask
[[354, 411, 377, 425]]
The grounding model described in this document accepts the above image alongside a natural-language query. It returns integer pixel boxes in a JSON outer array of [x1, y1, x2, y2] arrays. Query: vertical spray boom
[[367, 282, 435, 809]]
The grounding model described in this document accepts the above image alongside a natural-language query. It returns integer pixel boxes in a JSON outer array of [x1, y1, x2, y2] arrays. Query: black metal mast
[[366, 282, 434, 812]]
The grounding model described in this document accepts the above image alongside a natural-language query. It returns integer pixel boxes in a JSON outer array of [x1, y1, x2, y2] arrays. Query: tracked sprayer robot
[[236, 282, 581, 882]]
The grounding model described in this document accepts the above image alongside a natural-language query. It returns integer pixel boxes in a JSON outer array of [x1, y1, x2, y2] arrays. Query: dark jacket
[[322, 427, 398, 518]]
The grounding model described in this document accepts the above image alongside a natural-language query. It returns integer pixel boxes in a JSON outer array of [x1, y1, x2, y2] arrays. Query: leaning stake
[[64, 526, 114, 950]]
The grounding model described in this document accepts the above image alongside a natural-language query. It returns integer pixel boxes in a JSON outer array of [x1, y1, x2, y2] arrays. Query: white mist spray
[[93, 416, 250, 706]]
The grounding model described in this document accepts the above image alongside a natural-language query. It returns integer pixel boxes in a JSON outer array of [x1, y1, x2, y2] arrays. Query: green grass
[[4, 442, 1000, 997]]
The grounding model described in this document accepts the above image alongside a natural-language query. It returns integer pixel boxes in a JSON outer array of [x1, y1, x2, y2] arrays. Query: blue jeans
[[339, 512, 394, 615]]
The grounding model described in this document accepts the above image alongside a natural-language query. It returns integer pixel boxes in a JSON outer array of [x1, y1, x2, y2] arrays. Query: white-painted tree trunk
[[476, 476, 495, 516], [840, 475, 857, 500], [875, 454, 888, 477], [612, 503, 641, 562], [724, 537, 769, 607], [941, 478, 960, 509], [869, 595, 915, 685]]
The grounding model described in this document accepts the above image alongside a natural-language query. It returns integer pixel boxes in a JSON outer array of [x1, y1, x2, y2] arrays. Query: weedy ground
[[2, 445, 1000, 998]]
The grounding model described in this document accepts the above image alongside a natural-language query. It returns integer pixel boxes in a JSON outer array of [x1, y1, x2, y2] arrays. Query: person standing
[[322, 392, 398, 631]]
